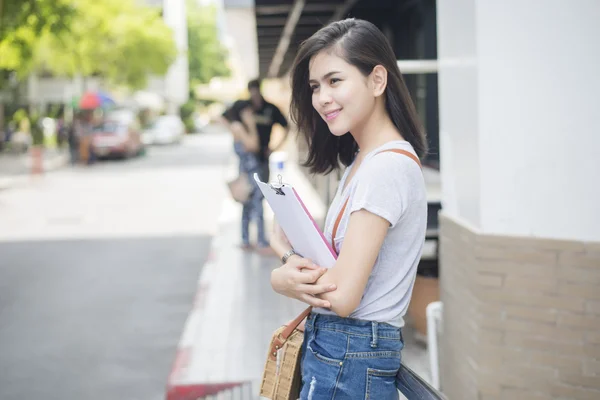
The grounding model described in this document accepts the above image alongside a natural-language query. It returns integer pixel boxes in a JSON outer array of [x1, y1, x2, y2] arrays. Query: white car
[[143, 115, 185, 145]]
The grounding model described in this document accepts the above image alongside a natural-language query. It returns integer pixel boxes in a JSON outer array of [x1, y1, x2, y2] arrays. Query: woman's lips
[[324, 109, 341, 121]]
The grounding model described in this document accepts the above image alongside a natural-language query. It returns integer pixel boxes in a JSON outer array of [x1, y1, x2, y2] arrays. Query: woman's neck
[[350, 100, 404, 157]]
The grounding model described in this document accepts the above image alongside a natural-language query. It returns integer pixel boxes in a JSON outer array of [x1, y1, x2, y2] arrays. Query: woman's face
[[309, 50, 374, 137]]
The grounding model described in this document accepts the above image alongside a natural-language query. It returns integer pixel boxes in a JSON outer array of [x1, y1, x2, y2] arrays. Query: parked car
[[142, 115, 185, 145], [91, 113, 143, 159]]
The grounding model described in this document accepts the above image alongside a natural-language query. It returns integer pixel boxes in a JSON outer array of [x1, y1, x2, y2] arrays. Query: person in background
[[67, 117, 79, 165], [246, 79, 290, 183], [221, 100, 274, 256], [76, 111, 94, 165]]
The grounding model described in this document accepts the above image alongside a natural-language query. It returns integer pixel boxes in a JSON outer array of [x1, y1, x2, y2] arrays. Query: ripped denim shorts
[[300, 312, 403, 400]]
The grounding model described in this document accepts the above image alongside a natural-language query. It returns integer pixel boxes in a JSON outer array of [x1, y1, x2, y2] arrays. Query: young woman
[[270, 18, 428, 399], [221, 100, 272, 253]]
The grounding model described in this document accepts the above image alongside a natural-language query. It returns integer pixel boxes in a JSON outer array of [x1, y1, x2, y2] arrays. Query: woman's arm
[[238, 108, 260, 152], [315, 209, 390, 317], [269, 210, 388, 314], [270, 221, 337, 307], [218, 116, 244, 144], [271, 255, 336, 308]]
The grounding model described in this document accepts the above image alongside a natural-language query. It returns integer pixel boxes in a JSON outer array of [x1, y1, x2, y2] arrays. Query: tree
[[33, 0, 177, 90], [0, 0, 75, 81], [187, 0, 230, 85], [0, 0, 177, 132], [0, 0, 75, 131]]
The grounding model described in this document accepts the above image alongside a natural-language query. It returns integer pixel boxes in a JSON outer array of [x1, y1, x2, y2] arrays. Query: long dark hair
[[290, 18, 427, 174]]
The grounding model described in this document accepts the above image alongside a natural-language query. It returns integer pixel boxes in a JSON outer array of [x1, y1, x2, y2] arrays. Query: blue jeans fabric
[[396, 363, 447, 400], [234, 142, 268, 247], [300, 313, 403, 399], [241, 185, 267, 246]]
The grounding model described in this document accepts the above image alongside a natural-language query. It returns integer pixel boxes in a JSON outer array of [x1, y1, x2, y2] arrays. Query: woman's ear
[[370, 65, 387, 97]]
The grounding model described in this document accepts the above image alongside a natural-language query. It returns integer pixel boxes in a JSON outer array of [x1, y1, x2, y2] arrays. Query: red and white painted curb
[[165, 248, 248, 400]]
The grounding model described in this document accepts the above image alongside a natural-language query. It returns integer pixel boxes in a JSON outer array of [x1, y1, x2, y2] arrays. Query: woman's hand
[[271, 256, 337, 308]]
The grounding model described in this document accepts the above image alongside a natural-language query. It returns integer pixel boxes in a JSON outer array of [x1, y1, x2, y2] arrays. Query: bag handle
[[269, 306, 312, 360], [331, 149, 421, 252], [269, 149, 421, 360]]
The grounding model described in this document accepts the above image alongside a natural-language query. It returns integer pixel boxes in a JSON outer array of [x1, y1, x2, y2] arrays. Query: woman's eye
[[330, 78, 340, 85], [310, 85, 319, 92]]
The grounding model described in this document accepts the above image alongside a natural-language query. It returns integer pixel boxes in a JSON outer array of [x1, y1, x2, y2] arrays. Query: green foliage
[[180, 99, 196, 133], [33, 0, 177, 89], [0, 0, 75, 79], [1, 0, 177, 91], [11, 108, 29, 125], [187, 0, 230, 85], [180, 100, 195, 120], [28, 113, 44, 146]]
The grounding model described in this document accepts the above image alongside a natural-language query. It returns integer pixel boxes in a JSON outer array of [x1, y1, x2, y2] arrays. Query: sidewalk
[[0, 148, 69, 190], [167, 158, 432, 399]]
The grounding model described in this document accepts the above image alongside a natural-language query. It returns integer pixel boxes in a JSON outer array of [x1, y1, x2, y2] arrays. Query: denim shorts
[[300, 312, 403, 399]]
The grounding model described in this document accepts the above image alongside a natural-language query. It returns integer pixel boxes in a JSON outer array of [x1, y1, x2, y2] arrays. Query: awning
[[255, 0, 356, 78], [254, 0, 421, 79]]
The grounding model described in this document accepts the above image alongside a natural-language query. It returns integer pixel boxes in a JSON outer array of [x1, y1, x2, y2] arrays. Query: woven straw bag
[[260, 149, 421, 399], [260, 307, 311, 400]]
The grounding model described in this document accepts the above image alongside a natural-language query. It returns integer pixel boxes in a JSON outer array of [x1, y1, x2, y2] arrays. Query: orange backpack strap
[[330, 149, 421, 253]]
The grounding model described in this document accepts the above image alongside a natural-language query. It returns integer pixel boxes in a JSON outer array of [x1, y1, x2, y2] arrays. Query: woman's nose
[[318, 88, 332, 107]]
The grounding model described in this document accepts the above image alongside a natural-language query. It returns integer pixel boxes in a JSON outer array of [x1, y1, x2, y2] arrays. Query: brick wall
[[439, 213, 600, 400]]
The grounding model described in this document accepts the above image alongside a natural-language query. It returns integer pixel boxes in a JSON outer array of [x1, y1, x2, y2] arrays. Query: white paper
[[253, 173, 337, 268]]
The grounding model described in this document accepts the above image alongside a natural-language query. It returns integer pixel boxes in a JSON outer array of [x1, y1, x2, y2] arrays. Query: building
[[221, 0, 260, 90], [231, 0, 600, 398], [146, 0, 189, 113]]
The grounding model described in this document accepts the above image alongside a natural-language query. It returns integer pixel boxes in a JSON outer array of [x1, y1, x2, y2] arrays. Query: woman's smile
[[324, 108, 342, 121]]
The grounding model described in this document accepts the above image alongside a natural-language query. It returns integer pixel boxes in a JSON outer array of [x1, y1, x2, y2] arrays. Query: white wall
[[223, 7, 259, 83], [438, 0, 600, 242], [437, 0, 481, 230], [25, 75, 104, 106]]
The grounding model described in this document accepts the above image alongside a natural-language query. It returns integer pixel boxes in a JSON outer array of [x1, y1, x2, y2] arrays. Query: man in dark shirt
[[247, 79, 289, 183]]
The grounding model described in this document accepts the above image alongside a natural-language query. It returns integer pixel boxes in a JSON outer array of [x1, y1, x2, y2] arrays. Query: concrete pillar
[[437, 1, 600, 398], [222, 1, 259, 84], [162, 0, 189, 108]]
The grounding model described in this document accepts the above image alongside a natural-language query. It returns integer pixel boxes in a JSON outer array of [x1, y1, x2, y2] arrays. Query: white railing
[[426, 301, 444, 390], [397, 60, 438, 74]]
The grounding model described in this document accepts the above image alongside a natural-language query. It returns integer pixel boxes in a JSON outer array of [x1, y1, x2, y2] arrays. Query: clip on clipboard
[[253, 173, 337, 269]]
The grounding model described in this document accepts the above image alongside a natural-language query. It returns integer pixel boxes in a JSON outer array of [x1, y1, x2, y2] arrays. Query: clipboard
[[253, 173, 337, 268]]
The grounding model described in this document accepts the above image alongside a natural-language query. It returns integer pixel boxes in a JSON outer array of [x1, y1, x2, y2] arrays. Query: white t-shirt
[[315, 140, 427, 327]]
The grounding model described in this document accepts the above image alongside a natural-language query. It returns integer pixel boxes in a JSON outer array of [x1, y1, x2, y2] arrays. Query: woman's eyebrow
[[309, 71, 341, 83]]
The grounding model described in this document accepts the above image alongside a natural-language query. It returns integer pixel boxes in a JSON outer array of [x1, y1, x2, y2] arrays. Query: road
[[0, 131, 233, 400]]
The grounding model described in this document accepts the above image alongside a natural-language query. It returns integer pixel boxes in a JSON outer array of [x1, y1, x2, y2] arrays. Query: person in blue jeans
[[221, 100, 273, 255], [269, 19, 433, 399]]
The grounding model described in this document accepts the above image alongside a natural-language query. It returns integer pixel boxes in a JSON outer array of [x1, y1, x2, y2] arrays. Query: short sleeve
[[272, 105, 288, 127], [349, 152, 417, 227], [223, 100, 250, 121]]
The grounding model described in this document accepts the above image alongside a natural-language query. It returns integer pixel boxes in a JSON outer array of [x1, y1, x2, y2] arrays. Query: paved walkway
[[167, 157, 432, 399], [0, 133, 233, 400], [0, 148, 69, 190]]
